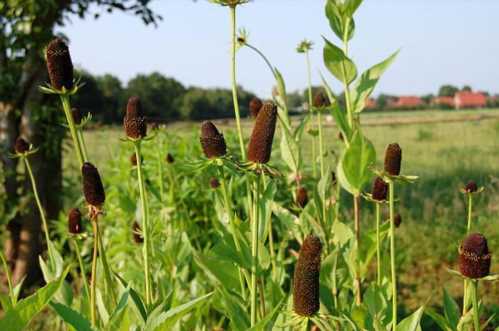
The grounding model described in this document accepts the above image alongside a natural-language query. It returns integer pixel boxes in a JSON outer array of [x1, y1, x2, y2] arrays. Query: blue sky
[[60, 0, 499, 98]]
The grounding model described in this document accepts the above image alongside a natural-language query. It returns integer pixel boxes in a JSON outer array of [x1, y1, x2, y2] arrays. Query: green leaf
[[50, 302, 95, 331], [0, 268, 68, 330], [194, 252, 240, 290], [216, 289, 249, 331], [107, 289, 130, 331], [331, 220, 354, 246], [325, 1, 356, 41], [350, 50, 399, 113], [247, 299, 284, 331], [145, 292, 213, 331], [443, 288, 460, 329], [329, 102, 352, 140], [323, 37, 357, 84], [338, 131, 376, 195], [397, 306, 425, 331]]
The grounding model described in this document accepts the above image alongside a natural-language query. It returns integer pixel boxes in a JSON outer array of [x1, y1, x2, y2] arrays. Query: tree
[[438, 84, 459, 97], [126, 72, 186, 120], [0, 0, 160, 285], [95, 74, 125, 123], [461, 85, 472, 92]]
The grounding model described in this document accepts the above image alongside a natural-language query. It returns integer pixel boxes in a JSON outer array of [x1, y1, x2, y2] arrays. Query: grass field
[[76, 108, 499, 312]]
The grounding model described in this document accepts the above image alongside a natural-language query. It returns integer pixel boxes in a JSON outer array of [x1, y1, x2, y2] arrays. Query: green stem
[[305, 50, 318, 178], [388, 181, 397, 331], [376, 202, 382, 286], [60, 95, 84, 168], [463, 193, 473, 315], [77, 129, 89, 162], [97, 225, 116, 304], [471, 280, 480, 331], [250, 174, 262, 326], [341, 19, 354, 129], [72, 239, 91, 313], [0, 253, 14, 305], [219, 167, 248, 296], [134, 142, 152, 305], [90, 220, 99, 327], [332, 247, 338, 310], [353, 195, 362, 305], [157, 152, 165, 202], [24, 157, 53, 267], [229, 6, 245, 158]]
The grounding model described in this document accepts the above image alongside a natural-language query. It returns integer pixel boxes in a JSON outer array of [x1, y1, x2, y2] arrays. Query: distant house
[[454, 91, 487, 109], [432, 96, 455, 108], [366, 98, 377, 110], [390, 96, 424, 109]]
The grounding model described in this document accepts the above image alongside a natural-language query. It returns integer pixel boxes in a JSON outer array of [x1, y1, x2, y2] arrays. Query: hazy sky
[[60, 0, 499, 98]]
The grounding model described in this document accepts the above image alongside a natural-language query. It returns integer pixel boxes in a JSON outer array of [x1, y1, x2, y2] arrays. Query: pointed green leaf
[[325, 1, 356, 41], [323, 37, 357, 84], [50, 302, 95, 331], [397, 306, 425, 331], [351, 50, 399, 113], [443, 288, 460, 329]]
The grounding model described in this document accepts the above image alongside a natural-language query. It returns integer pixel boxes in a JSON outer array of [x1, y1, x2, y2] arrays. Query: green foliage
[[323, 37, 358, 85]]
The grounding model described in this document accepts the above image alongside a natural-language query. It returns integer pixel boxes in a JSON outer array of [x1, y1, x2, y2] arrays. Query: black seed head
[[15, 137, 30, 154], [293, 235, 322, 317], [132, 221, 144, 244], [313, 91, 330, 109], [124, 96, 147, 139], [249, 97, 263, 118], [372, 177, 388, 201], [459, 233, 491, 279], [46, 38, 74, 90], [247, 102, 277, 164], [384, 143, 402, 176], [394, 213, 402, 228], [296, 187, 309, 208], [82, 162, 105, 207], [166, 153, 174, 164], [72, 108, 83, 125], [68, 208, 83, 234], [465, 181, 478, 193], [200, 121, 227, 158], [210, 177, 220, 189]]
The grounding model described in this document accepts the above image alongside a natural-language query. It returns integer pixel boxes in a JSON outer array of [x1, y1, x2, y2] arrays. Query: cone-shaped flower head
[[313, 91, 330, 109], [459, 233, 491, 279], [247, 102, 277, 164], [465, 181, 478, 193], [82, 162, 105, 208], [210, 177, 220, 189], [45, 38, 74, 90], [124, 96, 147, 139], [384, 143, 402, 176], [15, 137, 30, 154], [249, 97, 263, 118], [200, 121, 227, 158], [371, 176, 388, 201], [166, 153, 174, 164], [293, 235, 322, 317], [394, 213, 402, 228], [132, 221, 144, 244], [296, 187, 309, 208], [72, 108, 83, 125], [68, 208, 83, 234]]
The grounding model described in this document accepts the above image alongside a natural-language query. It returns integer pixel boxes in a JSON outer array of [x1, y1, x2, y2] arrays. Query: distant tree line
[[72, 71, 257, 123]]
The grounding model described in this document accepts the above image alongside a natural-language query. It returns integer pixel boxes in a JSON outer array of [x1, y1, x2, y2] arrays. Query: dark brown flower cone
[[210, 177, 220, 189], [384, 143, 402, 176], [394, 213, 402, 228], [465, 181, 478, 193], [82, 162, 105, 208], [313, 91, 330, 108], [247, 102, 277, 164], [249, 97, 263, 118], [166, 153, 174, 164], [68, 208, 83, 234], [459, 233, 491, 279], [15, 137, 30, 154], [293, 235, 322, 317], [72, 108, 83, 125], [132, 221, 144, 244], [46, 38, 74, 90], [124, 96, 147, 139], [200, 121, 227, 158], [130, 154, 138, 166], [296, 187, 309, 208], [372, 177, 388, 201]]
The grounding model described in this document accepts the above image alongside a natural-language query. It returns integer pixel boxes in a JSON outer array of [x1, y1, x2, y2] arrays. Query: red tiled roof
[[454, 92, 487, 108], [432, 96, 455, 107], [392, 96, 424, 108]]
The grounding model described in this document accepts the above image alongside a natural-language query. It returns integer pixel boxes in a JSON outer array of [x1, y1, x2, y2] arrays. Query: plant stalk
[[60, 95, 85, 168], [388, 180, 397, 331], [305, 50, 318, 178], [72, 239, 91, 305], [250, 173, 262, 326], [471, 280, 480, 331], [229, 6, 245, 158], [133, 142, 152, 305], [90, 219, 99, 327], [463, 193, 473, 315], [376, 202, 382, 286], [353, 194, 362, 305]]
